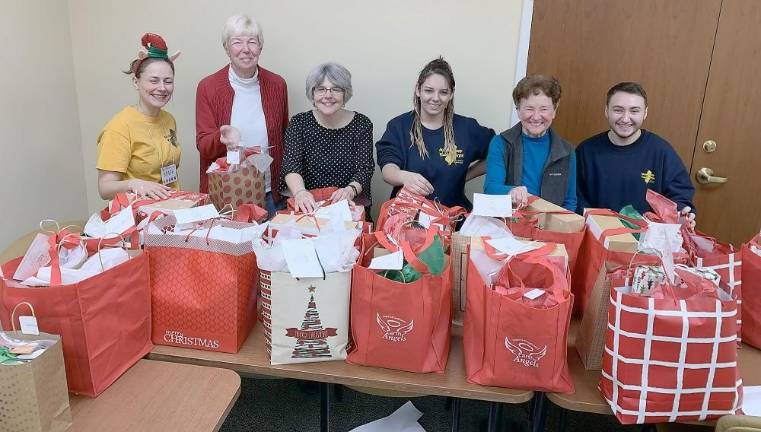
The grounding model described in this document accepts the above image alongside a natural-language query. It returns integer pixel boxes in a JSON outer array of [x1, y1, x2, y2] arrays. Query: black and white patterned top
[[280, 111, 375, 204]]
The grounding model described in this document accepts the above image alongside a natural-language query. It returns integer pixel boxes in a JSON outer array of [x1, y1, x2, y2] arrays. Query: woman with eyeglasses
[[280, 62, 374, 214], [375, 57, 494, 210], [196, 14, 288, 216], [483, 75, 576, 211]]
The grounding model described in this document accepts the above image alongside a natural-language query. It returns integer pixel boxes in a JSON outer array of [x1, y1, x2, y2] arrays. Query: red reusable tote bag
[[741, 233, 761, 348], [0, 251, 152, 397], [347, 232, 452, 373], [600, 267, 742, 424], [463, 245, 574, 392]]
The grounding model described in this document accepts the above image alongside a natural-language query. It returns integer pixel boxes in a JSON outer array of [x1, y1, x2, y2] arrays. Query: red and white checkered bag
[[684, 231, 743, 344], [600, 267, 742, 425]]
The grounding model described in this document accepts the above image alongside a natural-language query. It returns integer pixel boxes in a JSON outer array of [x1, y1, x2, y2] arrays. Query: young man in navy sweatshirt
[[576, 82, 696, 224]]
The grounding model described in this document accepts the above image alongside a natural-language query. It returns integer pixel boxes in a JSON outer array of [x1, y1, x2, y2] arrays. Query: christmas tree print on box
[[287, 286, 338, 359]]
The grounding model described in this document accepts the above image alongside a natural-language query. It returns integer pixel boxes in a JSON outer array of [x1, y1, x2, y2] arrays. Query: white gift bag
[[260, 270, 351, 365]]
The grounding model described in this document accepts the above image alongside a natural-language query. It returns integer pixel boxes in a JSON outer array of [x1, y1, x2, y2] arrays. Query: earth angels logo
[[505, 337, 547, 368], [376, 313, 414, 342]]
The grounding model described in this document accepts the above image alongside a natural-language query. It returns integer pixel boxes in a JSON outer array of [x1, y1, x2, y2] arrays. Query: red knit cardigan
[[195, 65, 289, 198]]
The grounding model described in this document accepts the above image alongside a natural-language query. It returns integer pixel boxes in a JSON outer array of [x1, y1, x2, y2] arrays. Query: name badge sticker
[[161, 164, 178, 185]]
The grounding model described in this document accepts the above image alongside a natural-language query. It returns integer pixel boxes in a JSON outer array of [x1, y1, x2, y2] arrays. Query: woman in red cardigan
[[195, 14, 289, 215]]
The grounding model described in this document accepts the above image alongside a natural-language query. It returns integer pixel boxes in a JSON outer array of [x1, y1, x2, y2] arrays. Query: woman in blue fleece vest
[[375, 57, 494, 210], [483, 75, 577, 211]]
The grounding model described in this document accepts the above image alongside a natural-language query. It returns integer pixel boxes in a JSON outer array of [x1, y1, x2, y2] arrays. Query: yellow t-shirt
[[96, 106, 182, 189]]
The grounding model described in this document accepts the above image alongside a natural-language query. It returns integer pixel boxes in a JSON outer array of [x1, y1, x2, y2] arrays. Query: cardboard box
[[527, 197, 585, 233], [585, 212, 639, 253]]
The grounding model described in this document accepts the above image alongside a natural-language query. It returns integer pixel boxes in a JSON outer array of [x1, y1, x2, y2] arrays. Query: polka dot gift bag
[[207, 149, 267, 211]]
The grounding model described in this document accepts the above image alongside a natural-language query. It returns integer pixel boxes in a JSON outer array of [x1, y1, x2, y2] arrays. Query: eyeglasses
[[314, 86, 345, 96]]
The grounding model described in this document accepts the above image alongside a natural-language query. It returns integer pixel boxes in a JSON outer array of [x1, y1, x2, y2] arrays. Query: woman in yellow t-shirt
[[97, 33, 182, 200]]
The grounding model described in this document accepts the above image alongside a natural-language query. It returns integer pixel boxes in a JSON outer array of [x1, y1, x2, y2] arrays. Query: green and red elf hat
[[130, 33, 181, 74]]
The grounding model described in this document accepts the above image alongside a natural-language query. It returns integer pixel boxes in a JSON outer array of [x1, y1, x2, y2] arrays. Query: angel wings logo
[[505, 337, 547, 368], [376, 313, 414, 342]]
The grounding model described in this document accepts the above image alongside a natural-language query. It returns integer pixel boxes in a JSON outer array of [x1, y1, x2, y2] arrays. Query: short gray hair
[[305, 63, 353, 103], [222, 15, 263, 49]]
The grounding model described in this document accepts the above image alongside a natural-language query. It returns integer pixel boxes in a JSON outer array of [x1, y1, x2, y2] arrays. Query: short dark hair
[[606, 82, 648, 106], [512, 75, 561, 107]]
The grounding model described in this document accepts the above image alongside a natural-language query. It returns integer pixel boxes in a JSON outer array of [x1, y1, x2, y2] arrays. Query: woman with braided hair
[[96, 33, 181, 200], [376, 57, 494, 210]]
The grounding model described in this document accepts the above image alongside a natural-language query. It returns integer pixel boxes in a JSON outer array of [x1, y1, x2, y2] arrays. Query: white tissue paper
[[312, 230, 360, 273], [83, 206, 136, 239], [21, 247, 129, 286], [459, 214, 513, 238]]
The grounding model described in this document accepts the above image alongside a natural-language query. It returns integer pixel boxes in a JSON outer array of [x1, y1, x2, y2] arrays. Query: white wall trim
[[511, 0, 534, 126]]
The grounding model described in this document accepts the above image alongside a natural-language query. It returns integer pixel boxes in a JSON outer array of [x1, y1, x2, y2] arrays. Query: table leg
[[487, 402, 498, 432], [450, 398, 461, 432], [531, 392, 547, 432], [320, 382, 330, 432], [558, 407, 568, 432]]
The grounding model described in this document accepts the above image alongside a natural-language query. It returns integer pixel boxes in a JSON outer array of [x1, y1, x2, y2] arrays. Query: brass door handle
[[696, 167, 728, 184]]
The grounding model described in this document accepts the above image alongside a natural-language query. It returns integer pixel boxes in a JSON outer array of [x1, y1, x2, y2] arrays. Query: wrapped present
[[525, 196, 585, 233], [585, 211, 640, 253], [207, 150, 268, 210]]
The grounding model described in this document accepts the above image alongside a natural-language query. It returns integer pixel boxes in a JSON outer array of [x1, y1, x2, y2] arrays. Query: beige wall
[[0, 1, 87, 250], [69, 0, 523, 213], [1, 1, 523, 252]]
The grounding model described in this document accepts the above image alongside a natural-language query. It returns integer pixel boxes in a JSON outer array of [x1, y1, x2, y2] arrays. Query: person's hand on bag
[[220, 125, 242, 151], [295, 189, 318, 213], [400, 171, 434, 196], [679, 206, 697, 230], [330, 186, 354, 203], [510, 186, 529, 209], [128, 179, 172, 200]]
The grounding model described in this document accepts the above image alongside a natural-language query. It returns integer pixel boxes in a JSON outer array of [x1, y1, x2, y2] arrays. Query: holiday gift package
[[463, 243, 574, 392], [145, 212, 262, 353], [0, 227, 152, 397], [257, 227, 359, 364], [599, 266, 742, 424], [286, 186, 367, 222], [207, 148, 271, 210], [347, 228, 452, 373], [0, 304, 71, 432]]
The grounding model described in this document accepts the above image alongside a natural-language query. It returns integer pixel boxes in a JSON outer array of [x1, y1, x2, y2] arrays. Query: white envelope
[[486, 236, 541, 256], [281, 238, 324, 278], [349, 401, 426, 432], [84, 206, 136, 239], [174, 204, 219, 229], [315, 199, 354, 223]]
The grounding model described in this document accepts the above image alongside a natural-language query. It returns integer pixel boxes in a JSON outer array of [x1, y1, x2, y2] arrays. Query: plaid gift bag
[[600, 267, 742, 424], [741, 233, 761, 348]]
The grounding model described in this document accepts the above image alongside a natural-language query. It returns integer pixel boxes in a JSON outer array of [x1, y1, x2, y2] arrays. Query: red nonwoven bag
[[741, 233, 761, 348]]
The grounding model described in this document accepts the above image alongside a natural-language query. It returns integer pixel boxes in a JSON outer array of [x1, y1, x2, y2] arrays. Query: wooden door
[[527, 0, 721, 164], [690, 0, 761, 245]]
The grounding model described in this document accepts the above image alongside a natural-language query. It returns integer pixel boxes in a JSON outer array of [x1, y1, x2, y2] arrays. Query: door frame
[[512, 0, 535, 126]]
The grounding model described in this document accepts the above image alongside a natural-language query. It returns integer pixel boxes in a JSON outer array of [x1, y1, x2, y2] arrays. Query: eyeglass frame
[[313, 86, 345, 96]]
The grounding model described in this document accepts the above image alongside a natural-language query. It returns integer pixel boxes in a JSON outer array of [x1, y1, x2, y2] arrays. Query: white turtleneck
[[229, 66, 271, 192]]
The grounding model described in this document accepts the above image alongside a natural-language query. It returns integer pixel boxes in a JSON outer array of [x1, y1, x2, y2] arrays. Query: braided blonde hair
[[410, 57, 456, 159]]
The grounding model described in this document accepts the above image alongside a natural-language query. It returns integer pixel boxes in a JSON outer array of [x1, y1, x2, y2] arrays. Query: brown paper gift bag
[[575, 261, 618, 370], [0, 304, 71, 432], [207, 166, 266, 210]]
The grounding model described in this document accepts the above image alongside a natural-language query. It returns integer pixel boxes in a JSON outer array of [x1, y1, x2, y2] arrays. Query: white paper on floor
[[349, 401, 426, 432], [742, 386, 761, 416]]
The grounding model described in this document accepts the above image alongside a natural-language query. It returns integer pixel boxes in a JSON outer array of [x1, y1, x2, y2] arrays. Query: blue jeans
[[264, 192, 285, 219]]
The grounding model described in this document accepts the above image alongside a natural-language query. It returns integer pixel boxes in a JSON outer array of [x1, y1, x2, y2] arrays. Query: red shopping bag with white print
[[741, 233, 761, 348], [347, 232, 451, 373], [600, 266, 742, 424], [463, 243, 574, 392], [144, 216, 258, 353]]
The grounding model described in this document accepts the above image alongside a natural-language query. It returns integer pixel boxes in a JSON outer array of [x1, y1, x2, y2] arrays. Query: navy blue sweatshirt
[[576, 130, 695, 214], [375, 111, 494, 210]]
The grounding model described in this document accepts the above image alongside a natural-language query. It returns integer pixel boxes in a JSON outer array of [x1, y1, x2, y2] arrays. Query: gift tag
[[281, 238, 324, 278], [523, 288, 546, 300], [226, 149, 241, 165], [369, 250, 404, 270], [19, 315, 39, 336], [174, 204, 219, 227], [417, 212, 434, 228], [486, 236, 539, 256], [472, 193, 512, 218], [160, 164, 178, 185]]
